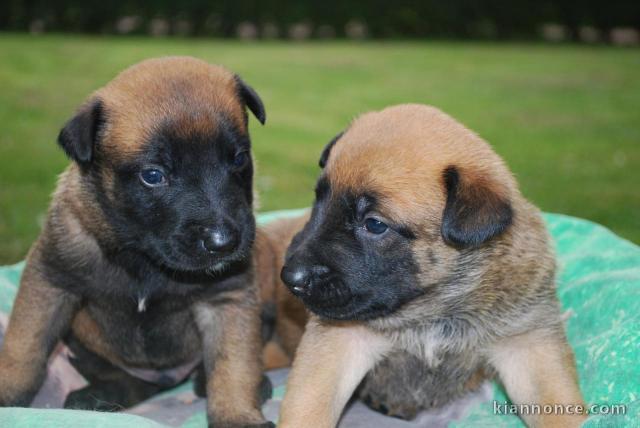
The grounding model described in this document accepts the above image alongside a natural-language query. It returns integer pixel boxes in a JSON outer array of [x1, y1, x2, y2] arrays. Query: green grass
[[0, 34, 638, 263]]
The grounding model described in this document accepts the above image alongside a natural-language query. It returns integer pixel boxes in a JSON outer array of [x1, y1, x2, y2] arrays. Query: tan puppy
[[273, 104, 586, 428], [0, 57, 274, 427]]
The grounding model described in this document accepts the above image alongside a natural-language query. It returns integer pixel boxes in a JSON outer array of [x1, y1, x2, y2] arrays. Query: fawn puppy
[[273, 104, 586, 428]]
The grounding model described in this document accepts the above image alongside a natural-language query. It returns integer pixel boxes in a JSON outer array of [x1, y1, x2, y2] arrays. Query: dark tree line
[[0, 0, 638, 39]]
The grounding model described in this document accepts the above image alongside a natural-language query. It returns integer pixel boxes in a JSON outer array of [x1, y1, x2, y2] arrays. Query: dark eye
[[139, 169, 166, 187], [364, 218, 388, 235], [233, 151, 250, 169]]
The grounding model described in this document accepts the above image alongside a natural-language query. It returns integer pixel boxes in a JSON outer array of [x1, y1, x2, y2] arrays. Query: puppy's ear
[[235, 76, 266, 125], [441, 165, 513, 249], [319, 131, 343, 168], [57, 99, 105, 165]]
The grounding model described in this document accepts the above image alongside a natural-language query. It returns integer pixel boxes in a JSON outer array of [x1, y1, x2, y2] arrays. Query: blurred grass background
[[0, 34, 638, 263]]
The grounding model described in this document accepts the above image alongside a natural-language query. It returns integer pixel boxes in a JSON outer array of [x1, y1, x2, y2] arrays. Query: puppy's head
[[58, 56, 266, 272], [281, 104, 516, 322]]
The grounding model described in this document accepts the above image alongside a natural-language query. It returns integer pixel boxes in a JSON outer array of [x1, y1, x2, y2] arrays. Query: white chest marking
[[138, 297, 147, 312]]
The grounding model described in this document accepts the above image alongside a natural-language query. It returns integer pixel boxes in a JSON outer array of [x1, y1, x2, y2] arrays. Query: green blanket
[[0, 211, 638, 427]]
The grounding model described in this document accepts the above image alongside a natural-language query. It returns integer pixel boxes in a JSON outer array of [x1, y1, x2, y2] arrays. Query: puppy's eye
[[139, 169, 167, 187], [233, 151, 250, 169], [364, 218, 388, 235]]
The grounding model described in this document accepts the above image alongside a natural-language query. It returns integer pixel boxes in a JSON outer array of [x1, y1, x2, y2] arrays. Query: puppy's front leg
[[0, 263, 80, 406], [194, 295, 272, 428], [489, 329, 587, 428], [279, 317, 392, 428]]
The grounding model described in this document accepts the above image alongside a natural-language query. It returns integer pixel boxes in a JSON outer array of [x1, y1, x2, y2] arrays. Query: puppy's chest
[[387, 322, 482, 368], [83, 264, 193, 307], [82, 258, 246, 308], [389, 328, 449, 367], [83, 302, 201, 366], [70, 258, 247, 366]]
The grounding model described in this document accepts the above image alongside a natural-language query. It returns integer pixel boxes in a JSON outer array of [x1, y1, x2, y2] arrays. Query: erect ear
[[235, 76, 266, 125], [57, 99, 105, 165], [318, 131, 343, 168], [441, 165, 513, 249]]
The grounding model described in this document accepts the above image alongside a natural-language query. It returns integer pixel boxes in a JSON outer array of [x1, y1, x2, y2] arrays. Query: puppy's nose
[[281, 265, 311, 295], [281, 264, 331, 296], [200, 227, 238, 254]]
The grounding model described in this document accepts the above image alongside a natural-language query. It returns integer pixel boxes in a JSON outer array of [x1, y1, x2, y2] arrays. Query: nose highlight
[[200, 226, 238, 254]]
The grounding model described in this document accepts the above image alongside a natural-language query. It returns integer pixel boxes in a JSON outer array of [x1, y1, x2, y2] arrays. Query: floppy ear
[[235, 76, 266, 125], [319, 131, 343, 168], [441, 165, 513, 249], [57, 99, 105, 165]]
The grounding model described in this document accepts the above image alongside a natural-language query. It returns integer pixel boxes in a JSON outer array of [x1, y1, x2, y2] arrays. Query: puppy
[[0, 57, 274, 427], [276, 104, 586, 428]]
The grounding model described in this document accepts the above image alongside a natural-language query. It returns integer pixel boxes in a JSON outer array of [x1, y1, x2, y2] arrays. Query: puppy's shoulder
[[261, 211, 310, 257]]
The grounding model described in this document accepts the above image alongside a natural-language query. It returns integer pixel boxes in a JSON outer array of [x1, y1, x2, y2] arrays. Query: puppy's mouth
[[163, 249, 247, 273], [146, 239, 251, 276], [299, 281, 352, 307], [161, 254, 237, 274], [308, 302, 397, 321], [298, 284, 395, 321]]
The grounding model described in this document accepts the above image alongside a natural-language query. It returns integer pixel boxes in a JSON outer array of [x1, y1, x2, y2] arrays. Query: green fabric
[[0, 260, 23, 314], [0, 211, 638, 427], [0, 408, 165, 428]]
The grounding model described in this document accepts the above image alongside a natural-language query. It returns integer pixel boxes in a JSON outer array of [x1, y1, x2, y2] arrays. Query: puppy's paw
[[362, 393, 418, 420], [362, 393, 390, 415], [0, 387, 37, 407], [0, 384, 33, 407], [64, 385, 125, 412], [0, 359, 40, 407]]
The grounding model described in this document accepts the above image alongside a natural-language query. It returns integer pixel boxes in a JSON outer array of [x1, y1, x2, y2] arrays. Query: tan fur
[[70, 309, 126, 367], [276, 104, 586, 427], [489, 330, 586, 428], [94, 57, 246, 158], [258, 214, 310, 368], [329, 105, 515, 230], [279, 317, 392, 428], [195, 293, 265, 425], [254, 226, 293, 370], [262, 341, 291, 370], [253, 229, 279, 313], [0, 253, 79, 403]]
